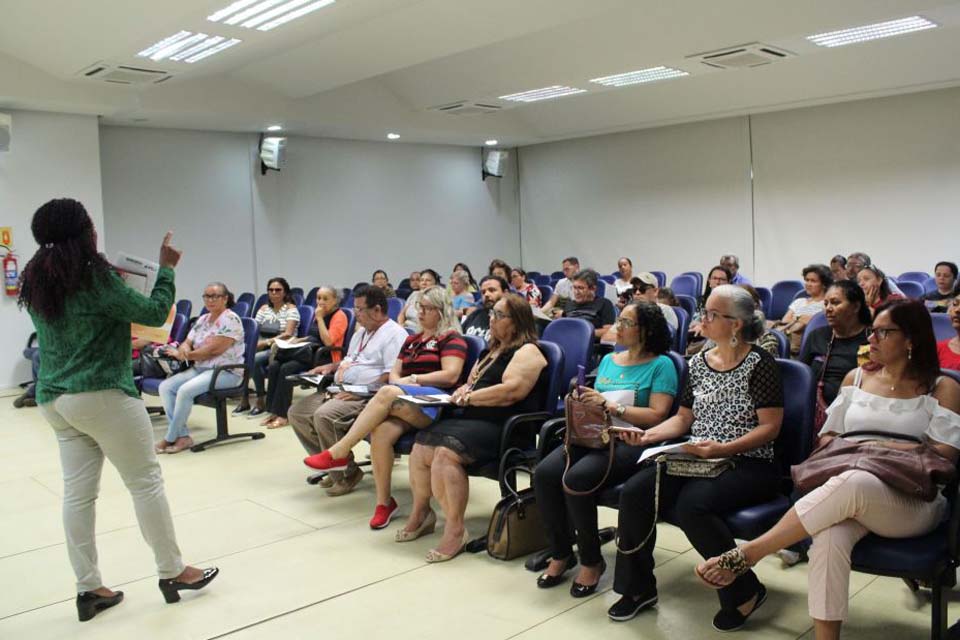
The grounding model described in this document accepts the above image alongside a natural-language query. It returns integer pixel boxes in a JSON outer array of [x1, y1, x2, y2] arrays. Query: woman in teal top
[[533, 302, 678, 597], [19, 199, 217, 622]]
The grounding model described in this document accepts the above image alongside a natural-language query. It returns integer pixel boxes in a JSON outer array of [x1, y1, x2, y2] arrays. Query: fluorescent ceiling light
[[206, 0, 334, 30], [149, 32, 211, 61], [499, 85, 587, 103], [387, 133, 400, 140], [485, 140, 498, 146], [184, 38, 242, 63], [137, 31, 193, 58], [267, 125, 283, 131], [170, 36, 225, 62], [590, 66, 688, 87], [807, 15, 936, 48]]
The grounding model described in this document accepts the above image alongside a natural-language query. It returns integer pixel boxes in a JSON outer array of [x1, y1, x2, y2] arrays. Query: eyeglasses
[[419, 304, 439, 313], [202, 294, 224, 300], [354, 305, 370, 315], [268, 287, 283, 292], [489, 309, 509, 321], [702, 309, 737, 323], [615, 317, 638, 328], [866, 327, 902, 340]]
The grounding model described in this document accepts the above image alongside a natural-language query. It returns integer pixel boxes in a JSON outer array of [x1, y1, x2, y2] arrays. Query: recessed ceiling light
[[485, 140, 498, 146], [137, 32, 240, 63], [170, 36, 226, 62], [590, 66, 688, 88], [184, 38, 242, 63], [387, 133, 400, 140], [137, 31, 200, 60], [207, 0, 335, 30], [806, 15, 936, 48], [267, 125, 283, 131], [499, 85, 587, 103]]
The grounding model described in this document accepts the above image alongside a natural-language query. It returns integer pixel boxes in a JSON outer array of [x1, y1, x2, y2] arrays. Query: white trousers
[[40, 390, 185, 592]]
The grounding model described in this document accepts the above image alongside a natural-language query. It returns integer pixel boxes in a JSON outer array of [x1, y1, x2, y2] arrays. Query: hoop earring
[[908, 347, 912, 361], [730, 335, 739, 347]]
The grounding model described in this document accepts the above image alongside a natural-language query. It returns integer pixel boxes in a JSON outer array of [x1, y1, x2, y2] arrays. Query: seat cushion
[[723, 497, 792, 540], [851, 521, 950, 578], [140, 377, 163, 395]]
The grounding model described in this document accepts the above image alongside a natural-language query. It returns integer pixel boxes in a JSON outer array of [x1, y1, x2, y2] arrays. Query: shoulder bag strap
[[562, 438, 616, 497]]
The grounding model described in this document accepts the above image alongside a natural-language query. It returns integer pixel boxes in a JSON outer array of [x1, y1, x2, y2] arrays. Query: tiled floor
[[0, 389, 943, 639]]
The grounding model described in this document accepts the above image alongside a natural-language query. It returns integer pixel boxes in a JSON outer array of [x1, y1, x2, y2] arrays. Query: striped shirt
[[398, 330, 467, 383], [254, 303, 300, 335]]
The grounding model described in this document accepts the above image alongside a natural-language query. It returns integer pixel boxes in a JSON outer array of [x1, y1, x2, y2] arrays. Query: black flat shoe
[[536, 554, 578, 589], [77, 590, 124, 622], [158, 567, 219, 603], [712, 583, 767, 632], [607, 590, 658, 622], [570, 559, 606, 598]]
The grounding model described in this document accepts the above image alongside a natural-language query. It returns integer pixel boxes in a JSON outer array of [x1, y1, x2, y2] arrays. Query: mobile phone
[[609, 426, 644, 435], [576, 364, 586, 389]]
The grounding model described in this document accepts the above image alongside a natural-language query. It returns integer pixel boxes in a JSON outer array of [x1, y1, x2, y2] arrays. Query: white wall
[[101, 127, 520, 306], [0, 110, 103, 390], [518, 117, 754, 279]]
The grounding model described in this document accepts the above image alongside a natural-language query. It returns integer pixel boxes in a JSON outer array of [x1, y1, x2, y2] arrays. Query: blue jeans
[[158, 367, 241, 442]]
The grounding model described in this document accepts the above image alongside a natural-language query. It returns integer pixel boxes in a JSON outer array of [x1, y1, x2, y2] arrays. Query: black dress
[[415, 344, 549, 465]]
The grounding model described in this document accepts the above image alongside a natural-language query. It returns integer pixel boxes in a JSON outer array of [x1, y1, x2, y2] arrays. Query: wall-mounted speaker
[[259, 135, 287, 174], [0, 113, 11, 152], [482, 148, 508, 180]]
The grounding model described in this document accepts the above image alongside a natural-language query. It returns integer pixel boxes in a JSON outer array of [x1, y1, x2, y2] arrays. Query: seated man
[[461, 275, 507, 343], [629, 272, 679, 332], [720, 254, 751, 285], [288, 285, 408, 496], [561, 269, 616, 340], [541, 256, 580, 319]]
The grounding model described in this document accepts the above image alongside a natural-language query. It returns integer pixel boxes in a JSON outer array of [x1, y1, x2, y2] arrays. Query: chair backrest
[[897, 281, 925, 300], [770, 280, 805, 320], [898, 271, 930, 284], [526, 271, 541, 279], [669, 274, 699, 299], [396, 288, 411, 300], [398, 278, 411, 290], [291, 292, 304, 306], [541, 317, 595, 394], [550, 271, 564, 280], [232, 301, 249, 319], [679, 271, 703, 293], [675, 294, 697, 320], [387, 297, 404, 321], [600, 275, 616, 285], [537, 340, 566, 417], [942, 369, 960, 385], [755, 286, 773, 318], [253, 293, 269, 315], [650, 271, 667, 287], [305, 287, 320, 307], [297, 305, 315, 338], [671, 306, 690, 353], [533, 274, 552, 286], [596, 279, 607, 299], [170, 313, 189, 344], [339, 308, 356, 354], [665, 351, 689, 417], [922, 277, 938, 294], [776, 358, 816, 474], [538, 284, 554, 301], [460, 335, 485, 384], [931, 313, 954, 342], [237, 292, 255, 309], [792, 288, 808, 301], [770, 329, 790, 358], [290, 286, 303, 299], [175, 299, 193, 319], [798, 312, 829, 357], [240, 317, 261, 385]]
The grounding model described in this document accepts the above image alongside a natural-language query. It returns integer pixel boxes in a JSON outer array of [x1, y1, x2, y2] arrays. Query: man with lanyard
[[288, 285, 407, 496]]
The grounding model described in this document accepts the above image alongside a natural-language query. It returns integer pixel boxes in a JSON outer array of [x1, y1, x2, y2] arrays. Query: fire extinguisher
[[3, 252, 18, 297]]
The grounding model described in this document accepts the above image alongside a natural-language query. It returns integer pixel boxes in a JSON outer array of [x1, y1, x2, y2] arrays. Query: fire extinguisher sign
[[0, 227, 10, 249]]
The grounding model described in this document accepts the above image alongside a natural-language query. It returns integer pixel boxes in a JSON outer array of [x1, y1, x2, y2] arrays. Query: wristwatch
[[615, 404, 627, 418], [410, 374, 418, 385]]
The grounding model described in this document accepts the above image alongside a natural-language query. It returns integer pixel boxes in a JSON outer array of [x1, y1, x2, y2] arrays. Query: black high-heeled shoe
[[76, 590, 124, 622], [570, 559, 606, 598], [536, 554, 578, 589], [158, 567, 219, 603]]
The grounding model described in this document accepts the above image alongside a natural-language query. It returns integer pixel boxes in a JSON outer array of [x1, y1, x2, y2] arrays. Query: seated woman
[[613, 257, 635, 297], [938, 292, 960, 370], [157, 283, 245, 453], [696, 300, 960, 640], [698, 285, 779, 357], [924, 261, 958, 313], [399, 294, 549, 561], [774, 264, 832, 356], [398, 269, 440, 332], [303, 286, 466, 527], [608, 285, 782, 629], [372, 269, 397, 298], [236, 277, 299, 418], [829, 255, 847, 283], [687, 265, 733, 350], [260, 286, 348, 429], [447, 262, 478, 295], [449, 270, 477, 319], [534, 302, 677, 596], [488, 258, 512, 283], [800, 280, 872, 405], [510, 268, 542, 307], [857, 265, 904, 316]]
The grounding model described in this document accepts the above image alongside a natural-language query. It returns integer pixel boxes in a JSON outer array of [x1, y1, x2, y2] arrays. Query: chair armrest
[[499, 411, 551, 458], [538, 417, 567, 461], [207, 363, 246, 392], [946, 479, 960, 560], [313, 345, 343, 365], [25, 332, 37, 350]]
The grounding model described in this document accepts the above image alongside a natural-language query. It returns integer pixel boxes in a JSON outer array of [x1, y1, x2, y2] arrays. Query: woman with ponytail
[[20, 198, 217, 622]]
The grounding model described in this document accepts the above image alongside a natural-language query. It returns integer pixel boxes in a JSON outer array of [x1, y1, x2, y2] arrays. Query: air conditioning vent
[[689, 43, 794, 70], [429, 101, 503, 116], [77, 62, 173, 85]]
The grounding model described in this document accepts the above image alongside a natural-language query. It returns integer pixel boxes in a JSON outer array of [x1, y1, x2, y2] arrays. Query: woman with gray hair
[[261, 286, 349, 429], [303, 286, 468, 529], [449, 270, 477, 318], [606, 284, 783, 630]]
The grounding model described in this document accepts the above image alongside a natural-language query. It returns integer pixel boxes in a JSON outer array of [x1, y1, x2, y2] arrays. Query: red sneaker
[[303, 450, 350, 471], [369, 497, 399, 530]]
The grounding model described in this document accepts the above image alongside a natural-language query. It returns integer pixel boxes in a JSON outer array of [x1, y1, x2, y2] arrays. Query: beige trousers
[[796, 469, 945, 621], [40, 390, 185, 592]]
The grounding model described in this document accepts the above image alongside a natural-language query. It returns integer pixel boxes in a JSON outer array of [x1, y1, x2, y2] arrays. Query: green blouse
[[29, 266, 176, 404]]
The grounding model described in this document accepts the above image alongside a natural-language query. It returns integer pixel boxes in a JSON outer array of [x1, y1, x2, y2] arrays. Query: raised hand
[[159, 231, 182, 269]]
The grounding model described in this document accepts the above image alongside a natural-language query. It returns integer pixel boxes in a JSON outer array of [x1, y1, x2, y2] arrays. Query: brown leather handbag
[[562, 394, 615, 496], [791, 431, 957, 502]]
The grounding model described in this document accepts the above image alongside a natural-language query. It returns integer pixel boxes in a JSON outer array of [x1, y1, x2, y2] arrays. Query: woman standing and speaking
[[19, 198, 217, 622]]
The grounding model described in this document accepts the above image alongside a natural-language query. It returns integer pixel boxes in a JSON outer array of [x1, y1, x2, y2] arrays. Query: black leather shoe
[[607, 590, 658, 622], [712, 583, 767, 632], [77, 590, 124, 622], [570, 559, 606, 598], [536, 554, 578, 589], [158, 567, 219, 603]]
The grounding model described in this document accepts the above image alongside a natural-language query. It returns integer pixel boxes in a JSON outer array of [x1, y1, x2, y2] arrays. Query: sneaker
[[247, 407, 266, 419], [777, 548, 804, 567], [608, 590, 658, 622], [13, 393, 36, 408], [369, 497, 399, 529], [304, 450, 351, 471], [326, 469, 364, 497], [231, 404, 251, 416]]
